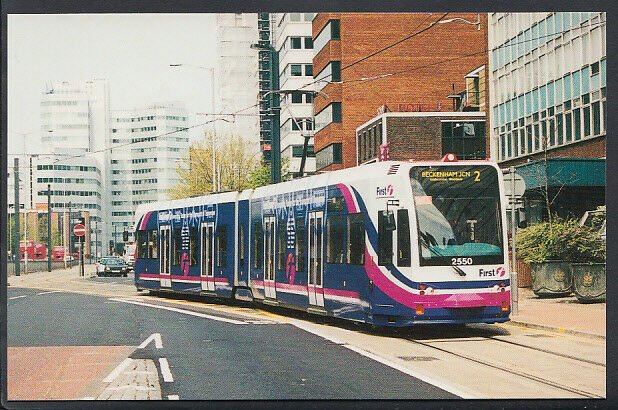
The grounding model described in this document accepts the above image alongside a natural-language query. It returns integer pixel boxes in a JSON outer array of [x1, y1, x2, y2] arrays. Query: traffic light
[[123, 230, 129, 242], [109, 240, 114, 254]]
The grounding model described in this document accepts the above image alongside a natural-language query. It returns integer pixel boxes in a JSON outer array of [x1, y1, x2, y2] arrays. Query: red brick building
[[312, 13, 488, 171]]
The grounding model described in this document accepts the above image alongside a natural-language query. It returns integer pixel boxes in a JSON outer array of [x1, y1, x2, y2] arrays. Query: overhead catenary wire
[[10, 18, 605, 162], [293, 19, 606, 93]]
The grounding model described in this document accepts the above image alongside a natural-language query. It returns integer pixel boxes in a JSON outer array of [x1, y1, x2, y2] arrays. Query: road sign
[[73, 224, 86, 237], [503, 173, 526, 198]]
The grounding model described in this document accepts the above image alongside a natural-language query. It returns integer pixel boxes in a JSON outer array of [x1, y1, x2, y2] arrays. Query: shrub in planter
[[516, 218, 605, 297]]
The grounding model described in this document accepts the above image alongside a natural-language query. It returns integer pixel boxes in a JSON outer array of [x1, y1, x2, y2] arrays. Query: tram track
[[406, 337, 604, 398], [486, 335, 605, 368]]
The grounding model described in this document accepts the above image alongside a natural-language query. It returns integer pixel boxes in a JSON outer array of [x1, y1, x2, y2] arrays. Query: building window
[[305, 64, 313, 77], [291, 91, 303, 103], [290, 37, 302, 49], [314, 19, 341, 54], [304, 37, 313, 49], [291, 64, 302, 76], [289, 13, 301, 22], [441, 121, 486, 160], [316, 143, 342, 170], [314, 102, 342, 133], [315, 61, 341, 91]]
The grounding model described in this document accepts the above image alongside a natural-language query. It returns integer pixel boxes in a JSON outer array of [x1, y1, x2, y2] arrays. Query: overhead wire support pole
[[13, 158, 20, 276], [47, 184, 52, 272], [510, 166, 518, 315]]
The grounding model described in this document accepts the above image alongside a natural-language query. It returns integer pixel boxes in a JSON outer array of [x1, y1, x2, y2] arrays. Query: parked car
[[96, 256, 128, 277]]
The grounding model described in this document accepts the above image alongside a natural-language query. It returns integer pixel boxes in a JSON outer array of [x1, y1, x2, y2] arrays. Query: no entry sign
[[73, 224, 86, 237]]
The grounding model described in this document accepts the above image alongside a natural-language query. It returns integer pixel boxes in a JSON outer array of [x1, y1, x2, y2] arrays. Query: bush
[[516, 218, 605, 264]]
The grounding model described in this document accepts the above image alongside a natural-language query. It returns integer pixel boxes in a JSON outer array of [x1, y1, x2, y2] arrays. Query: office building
[[489, 12, 606, 220], [109, 102, 190, 246], [312, 13, 488, 171], [273, 12, 317, 177]]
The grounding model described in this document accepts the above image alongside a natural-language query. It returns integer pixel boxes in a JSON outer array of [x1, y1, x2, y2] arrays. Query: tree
[[169, 133, 291, 199]]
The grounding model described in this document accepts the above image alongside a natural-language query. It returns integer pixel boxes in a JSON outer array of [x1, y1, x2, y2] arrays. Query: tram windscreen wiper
[[451, 265, 466, 276]]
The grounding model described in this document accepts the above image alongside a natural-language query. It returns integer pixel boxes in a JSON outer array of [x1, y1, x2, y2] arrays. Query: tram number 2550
[[451, 257, 473, 266]]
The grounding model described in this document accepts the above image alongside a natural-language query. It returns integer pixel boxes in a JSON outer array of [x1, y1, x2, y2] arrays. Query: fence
[[7, 260, 80, 276]]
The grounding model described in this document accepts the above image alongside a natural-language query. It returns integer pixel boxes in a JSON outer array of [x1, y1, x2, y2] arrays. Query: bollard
[[511, 271, 518, 315]]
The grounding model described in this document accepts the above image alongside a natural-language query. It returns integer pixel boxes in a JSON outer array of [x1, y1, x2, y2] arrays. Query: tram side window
[[378, 211, 393, 265], [295, 217, 306, 272], [189, 226, 198, 266], [347, 213, 365, 265], [173, 228, 182, 265], [327, 214, 344, 264], [137, 230, 147, 259], [397, 209, 411, 267], [252, 221, 263, 268], [276, 219, 286, 270], [217, 225, 227, 267], [239, 224, 246, 266], [148, 230, 158, 258]]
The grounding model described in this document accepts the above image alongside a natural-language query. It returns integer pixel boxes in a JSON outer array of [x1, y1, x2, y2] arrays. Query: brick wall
[[500, 136, 606, 168], [313, 13, 488, 170]]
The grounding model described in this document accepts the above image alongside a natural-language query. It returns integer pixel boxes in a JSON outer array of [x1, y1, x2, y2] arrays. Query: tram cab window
[[137, 230, 147, 258], [252, 221, 263, 268], [189, 226, 198, 266], [378, 211, 394, 265], [327, 214, 345, 263], [347, 213, 365, 265], [217, 226, 227, 267], [397, 209, 411, 267]]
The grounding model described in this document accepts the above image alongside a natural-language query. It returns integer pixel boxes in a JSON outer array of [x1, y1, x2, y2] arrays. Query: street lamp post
[[251, 43, 280, 184]]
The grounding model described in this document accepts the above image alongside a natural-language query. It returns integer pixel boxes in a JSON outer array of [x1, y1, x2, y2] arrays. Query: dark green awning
[[514, 158, 606, 190]]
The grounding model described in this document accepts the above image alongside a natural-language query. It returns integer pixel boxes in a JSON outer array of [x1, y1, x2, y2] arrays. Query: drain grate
[[398, 356, 439, 362], [524, 334, 554, 338]]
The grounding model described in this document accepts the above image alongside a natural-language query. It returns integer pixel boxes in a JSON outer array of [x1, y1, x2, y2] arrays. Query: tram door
[[200, 222, 215, 291], [308, 211, 324, 307], [263, 216, 277, 299], [159, 226, 171, 288]]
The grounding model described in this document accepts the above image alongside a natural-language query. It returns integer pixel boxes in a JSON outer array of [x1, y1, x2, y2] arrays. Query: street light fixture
[[250, 43, 281, 184]]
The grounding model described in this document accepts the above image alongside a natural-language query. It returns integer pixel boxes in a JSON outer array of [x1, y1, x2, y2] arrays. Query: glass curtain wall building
[[489, 12, 606, 163]]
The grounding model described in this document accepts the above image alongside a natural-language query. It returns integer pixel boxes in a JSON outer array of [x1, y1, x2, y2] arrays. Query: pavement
[[509, 287, 605, 339], [8, 266, 606, 340]]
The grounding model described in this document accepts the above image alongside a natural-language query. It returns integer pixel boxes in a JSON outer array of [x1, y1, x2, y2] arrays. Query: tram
[[133, 157, 511, 327]]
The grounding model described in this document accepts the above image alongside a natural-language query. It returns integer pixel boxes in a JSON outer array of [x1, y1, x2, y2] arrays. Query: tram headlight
[[426, 286, 434, 294], [493, 285, 500, 292]]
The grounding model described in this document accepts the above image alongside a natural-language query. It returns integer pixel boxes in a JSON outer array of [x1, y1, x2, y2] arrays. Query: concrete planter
[[531, 260, 572, 297], [571, 263, 606, 303]]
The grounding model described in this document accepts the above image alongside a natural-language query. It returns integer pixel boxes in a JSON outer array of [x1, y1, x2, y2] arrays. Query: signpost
[[503, 167, 526, 315], [74, 223, 86, 276]]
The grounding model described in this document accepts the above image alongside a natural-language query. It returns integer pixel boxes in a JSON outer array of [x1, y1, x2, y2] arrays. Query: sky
[[8, 13, 219, 154]]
